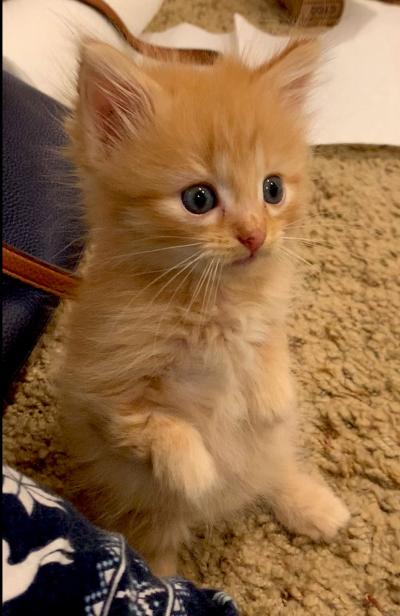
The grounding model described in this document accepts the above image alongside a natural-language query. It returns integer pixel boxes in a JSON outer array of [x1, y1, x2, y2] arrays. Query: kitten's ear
[[258, 39, 320, 110], [77, 41, 159, 159]]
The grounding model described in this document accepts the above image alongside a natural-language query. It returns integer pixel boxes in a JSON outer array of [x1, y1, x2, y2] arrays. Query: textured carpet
[[3, 1, 400, 614]]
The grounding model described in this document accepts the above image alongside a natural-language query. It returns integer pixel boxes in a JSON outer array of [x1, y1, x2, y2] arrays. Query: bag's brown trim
[[2, 244, 80, 299], [78, 0, 220, 65]]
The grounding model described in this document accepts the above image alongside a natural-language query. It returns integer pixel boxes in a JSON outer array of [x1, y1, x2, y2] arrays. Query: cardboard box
[[279, 0, 345, 27]]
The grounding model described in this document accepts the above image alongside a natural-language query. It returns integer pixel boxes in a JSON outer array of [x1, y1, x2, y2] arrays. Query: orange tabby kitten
[[59, 38, 350, 576]]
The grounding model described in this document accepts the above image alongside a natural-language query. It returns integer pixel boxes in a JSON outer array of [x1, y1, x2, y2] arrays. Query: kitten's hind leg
[[260, 425, 350, 541], [119, 508, 190, 577], [147, 550, 178, 578], [268, 471, 350, 541]]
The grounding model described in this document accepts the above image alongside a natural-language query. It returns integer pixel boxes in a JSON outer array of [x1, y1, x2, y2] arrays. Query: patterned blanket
[[2, 466, 238, 615]]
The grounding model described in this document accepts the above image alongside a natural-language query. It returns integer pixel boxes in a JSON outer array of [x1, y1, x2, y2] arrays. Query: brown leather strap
[[3, 0, 220, 299], [2, 244, 80, 299], [78, 0, 220, 65]]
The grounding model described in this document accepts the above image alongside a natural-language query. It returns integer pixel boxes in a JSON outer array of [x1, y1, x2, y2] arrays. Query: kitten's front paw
[[151, 418, 219, 504], [274, 476, 350, 542], [166, 443, 219, 504]]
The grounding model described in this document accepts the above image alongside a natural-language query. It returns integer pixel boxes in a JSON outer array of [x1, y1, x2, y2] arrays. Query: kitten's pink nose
[[237, 229, 266, 254]]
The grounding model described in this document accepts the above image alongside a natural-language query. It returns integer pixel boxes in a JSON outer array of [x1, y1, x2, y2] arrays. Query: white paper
[[144, 22, 234, 54], [145, 0, 400, 146], [3, 0, 163, 105]]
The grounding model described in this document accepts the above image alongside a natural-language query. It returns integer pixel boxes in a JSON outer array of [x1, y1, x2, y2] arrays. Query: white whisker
[[211, 260, 223, 309], [200, 258, 216, 322], [282, 236, 329, 247], [185, 260, 210, 316], [280, 246, 314, 268], [206, 259, 219, 315], [152, 254, 202, 348], [107, 242, 204, 264], [147, 252, 204, 309], [114, 251, 202, 325]]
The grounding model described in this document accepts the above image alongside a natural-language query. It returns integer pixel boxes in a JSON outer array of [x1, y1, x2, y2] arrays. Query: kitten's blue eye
[[181, 185, 217, 215], [263, 175, 284, 205]]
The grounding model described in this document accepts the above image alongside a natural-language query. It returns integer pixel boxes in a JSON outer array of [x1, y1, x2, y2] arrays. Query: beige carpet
[[3, 1, 400, 614]]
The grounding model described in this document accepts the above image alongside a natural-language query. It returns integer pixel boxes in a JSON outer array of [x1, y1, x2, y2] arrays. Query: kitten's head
[[69, 39, 319, 277]]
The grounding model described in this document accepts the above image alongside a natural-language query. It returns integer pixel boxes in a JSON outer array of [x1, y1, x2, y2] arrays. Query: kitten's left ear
[[76, 40, 162, 162], [257, 38, 320, 110]]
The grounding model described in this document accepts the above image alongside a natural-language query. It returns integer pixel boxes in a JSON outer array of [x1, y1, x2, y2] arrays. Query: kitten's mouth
[[232, 253, 256, 266]]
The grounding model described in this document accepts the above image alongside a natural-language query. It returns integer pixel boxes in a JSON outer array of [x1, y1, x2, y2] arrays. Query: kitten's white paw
[[169, 444, 219, 504], [274, 476, 350, 541], [152, 420, 218, 504]]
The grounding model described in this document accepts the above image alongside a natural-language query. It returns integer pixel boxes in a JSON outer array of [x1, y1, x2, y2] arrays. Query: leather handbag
[[2, 71, 84, 399]]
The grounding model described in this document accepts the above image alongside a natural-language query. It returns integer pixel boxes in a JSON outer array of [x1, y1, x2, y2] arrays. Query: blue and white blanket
[[2, 465, 238, 616]]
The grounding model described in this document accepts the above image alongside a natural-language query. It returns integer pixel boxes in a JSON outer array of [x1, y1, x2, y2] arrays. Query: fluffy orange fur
[[59, 39, 349, 576]]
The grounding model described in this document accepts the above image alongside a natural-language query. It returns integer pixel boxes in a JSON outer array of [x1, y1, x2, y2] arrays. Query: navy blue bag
[[2, 71, 85, 399]]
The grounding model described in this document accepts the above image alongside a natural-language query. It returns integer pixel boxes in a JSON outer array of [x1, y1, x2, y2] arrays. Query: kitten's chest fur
[[155, 306, 293, 510], [160, 298, 292, 447], [79, 272, 293, 433]]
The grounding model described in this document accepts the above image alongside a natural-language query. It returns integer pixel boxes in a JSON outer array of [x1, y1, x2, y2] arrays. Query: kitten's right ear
[[77, 41, 159, 161], [257, 38, 320, 112]]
